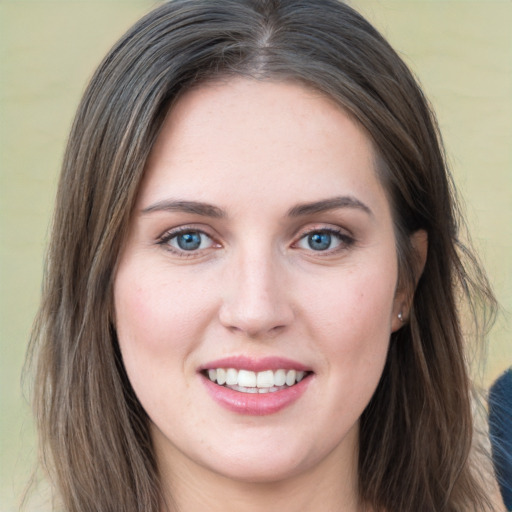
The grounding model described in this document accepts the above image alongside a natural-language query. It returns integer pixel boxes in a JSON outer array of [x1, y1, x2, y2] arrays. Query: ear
[[391, 229, 428, 331]]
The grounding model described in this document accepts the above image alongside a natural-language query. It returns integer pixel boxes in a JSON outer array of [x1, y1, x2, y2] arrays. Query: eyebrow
[[141, 199, 226, 218], [141, 195, 372, 219], [287, 196, 373, 217]]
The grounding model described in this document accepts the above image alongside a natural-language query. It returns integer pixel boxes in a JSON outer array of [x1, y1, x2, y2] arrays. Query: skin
[[114, 78, 425, 512]]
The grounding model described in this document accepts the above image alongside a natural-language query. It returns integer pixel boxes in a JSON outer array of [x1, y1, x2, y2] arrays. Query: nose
[[218, 249, 294, 338]]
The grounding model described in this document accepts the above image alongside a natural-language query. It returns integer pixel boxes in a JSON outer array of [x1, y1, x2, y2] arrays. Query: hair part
[[27, 1, 497, 511]]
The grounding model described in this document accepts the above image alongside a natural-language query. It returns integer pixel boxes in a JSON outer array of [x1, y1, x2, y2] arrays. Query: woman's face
[[114, 79, 405, 485]]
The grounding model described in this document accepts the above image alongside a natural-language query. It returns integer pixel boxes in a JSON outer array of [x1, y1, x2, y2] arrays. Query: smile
[[205, 368, 308, 393], [200, 357, 313, 415]]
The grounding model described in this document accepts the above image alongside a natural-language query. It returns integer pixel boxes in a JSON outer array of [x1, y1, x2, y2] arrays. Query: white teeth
[[285, 369, 296, 386], [216, 368, 227, 385], [274, 369, 286, 386], [226, 368, 238, 385], [238, 369, 256, 387], [230, 385, 260, 394], [205, 367, 308, 391], [229, 385, 283, 394], [256, 370, 274, 388]]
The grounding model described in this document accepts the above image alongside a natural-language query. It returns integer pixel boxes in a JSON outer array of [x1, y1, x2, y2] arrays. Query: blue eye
[[296, 229, 348, 252], [163, 230, 214, 252], [176, 232, 202, 250], [307, 232, 332, 251]]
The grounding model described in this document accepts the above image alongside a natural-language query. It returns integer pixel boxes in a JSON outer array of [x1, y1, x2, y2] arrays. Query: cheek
[[300, 259, 396, 394], [306, 262, 396, 339], [113, 261, 216, 420], [113, 262, 211, 374]]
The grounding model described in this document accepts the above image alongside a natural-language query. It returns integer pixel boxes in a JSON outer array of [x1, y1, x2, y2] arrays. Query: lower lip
[[201, 374, 312, 416]]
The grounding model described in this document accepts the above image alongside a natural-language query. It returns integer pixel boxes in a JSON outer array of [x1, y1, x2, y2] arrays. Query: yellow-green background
[[1, 1, 510, 510]]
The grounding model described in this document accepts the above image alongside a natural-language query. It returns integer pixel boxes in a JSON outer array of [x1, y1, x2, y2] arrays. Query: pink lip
[[201, 374, 312, 416], [199, 355, 310, 372]]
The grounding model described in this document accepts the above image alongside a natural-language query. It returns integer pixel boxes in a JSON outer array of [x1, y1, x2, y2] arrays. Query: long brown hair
[[27, 1, 497, 510]]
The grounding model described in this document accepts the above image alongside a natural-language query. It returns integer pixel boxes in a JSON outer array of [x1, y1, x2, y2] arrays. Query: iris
[[308, 232, 331, 251], [177, 232, 202, 251]]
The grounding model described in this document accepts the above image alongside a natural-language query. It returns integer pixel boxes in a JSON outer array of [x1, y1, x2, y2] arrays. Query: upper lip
[[199, 355, 311, 373]]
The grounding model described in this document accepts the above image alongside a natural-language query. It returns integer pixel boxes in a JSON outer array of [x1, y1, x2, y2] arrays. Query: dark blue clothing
[[489, 368, 512, 511]]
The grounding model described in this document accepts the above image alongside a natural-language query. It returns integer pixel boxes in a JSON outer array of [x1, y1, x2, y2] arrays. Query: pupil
[[177, 232, 201, 250], [308, 232, 331, 251]]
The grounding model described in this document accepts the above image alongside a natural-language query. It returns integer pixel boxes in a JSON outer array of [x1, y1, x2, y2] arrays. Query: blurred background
[[1, 0, 510, 510]]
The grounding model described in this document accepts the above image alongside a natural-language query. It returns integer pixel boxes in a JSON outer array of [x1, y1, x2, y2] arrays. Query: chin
[[210, 453, 311, 485]]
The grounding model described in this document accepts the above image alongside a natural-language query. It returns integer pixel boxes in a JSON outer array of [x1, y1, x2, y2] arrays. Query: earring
[[398, 311, 404, 322]]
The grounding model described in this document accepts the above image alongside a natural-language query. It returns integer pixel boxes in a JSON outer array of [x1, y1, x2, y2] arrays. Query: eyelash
[[157, 226, 355, 257]]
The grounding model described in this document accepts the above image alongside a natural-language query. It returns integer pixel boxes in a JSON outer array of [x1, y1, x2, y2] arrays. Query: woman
[[27, 0, 500, 511]]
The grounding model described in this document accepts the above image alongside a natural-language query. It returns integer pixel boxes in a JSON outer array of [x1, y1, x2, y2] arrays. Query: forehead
[[138, 78, 389, 218]]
